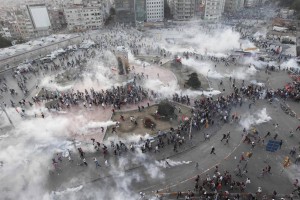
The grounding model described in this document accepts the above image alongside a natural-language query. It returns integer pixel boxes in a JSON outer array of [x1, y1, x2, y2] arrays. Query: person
[[83, 158, 88, 166], [296, 125, 300, 131], [267, 165, 271, 174], [195, 162, 199, 170], [257, 187, 262, 194], [221, 134, 226, 141], [210, 146, 216, 155], [264, 131, 271, 138], [94, 157, 101, 168], [279, 140, 283, 149], [205, 133, 210, 141], [245, 178, 251, 185]]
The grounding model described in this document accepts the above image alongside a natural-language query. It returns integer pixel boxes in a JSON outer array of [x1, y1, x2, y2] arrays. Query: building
[[26, 4, 52, 38], [224, 0, 244, 13], [204, 0, 225, 20], [172, 0, 195, 20], [0, 27, 12, 38], [115, 0, 136, 26], [64, 6, 104, 31], [136, 0, 147, 22], [244, 0, 258, 7], [146, 0, 164, 22], [279, 9, 295, 19], [48, 8, 67, 31]]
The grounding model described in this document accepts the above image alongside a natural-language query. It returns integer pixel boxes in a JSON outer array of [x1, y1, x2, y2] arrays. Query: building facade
[[48, 8, 67, 31], [115, 0, 136, 26], [146, 0, 164, 22], [172, 0, 195, 20], [224, 0, 244, 13], [136, 0, 147, 22], [64, 6, 104, 31], [244, 0, 258, 7], [204, 0, 225, 20]]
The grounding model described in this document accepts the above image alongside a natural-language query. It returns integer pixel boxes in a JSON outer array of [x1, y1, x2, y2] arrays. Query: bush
[[157, 100, 175, 118], [0, 36, 12, 48], [144, 117, 155, 129], [186, 72, 201, 89]]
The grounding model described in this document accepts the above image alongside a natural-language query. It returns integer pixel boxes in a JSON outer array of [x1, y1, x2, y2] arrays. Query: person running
[[210, 146, 216, 155], [221, 134, 226, 141]]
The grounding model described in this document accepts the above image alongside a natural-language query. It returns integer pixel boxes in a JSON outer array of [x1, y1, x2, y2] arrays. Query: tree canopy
[[186, 72, 201, 89], [0, 36, 12, 48], [157, 100, 175, 118]]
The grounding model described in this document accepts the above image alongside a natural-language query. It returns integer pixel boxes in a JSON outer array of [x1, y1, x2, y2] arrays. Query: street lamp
[[0, 96, 14, 128], [206, 69, 211, 90]]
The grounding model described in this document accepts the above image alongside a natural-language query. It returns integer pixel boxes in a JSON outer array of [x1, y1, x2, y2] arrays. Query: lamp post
[[0, 100, 14, 128], [206, 69, 211, 89]]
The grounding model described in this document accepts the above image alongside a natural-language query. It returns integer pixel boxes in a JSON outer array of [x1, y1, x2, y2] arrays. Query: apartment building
[[146, 0, 164, 22], [244, 0, 258, 7], [224, 0, 244, 13], [204, 0, 225, 20], [172, 0, 195, 20], [115, 0, 136, 26], [64, 6, 104, 31]]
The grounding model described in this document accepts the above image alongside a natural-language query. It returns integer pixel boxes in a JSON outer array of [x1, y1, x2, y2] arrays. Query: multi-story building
[[244, 0, 258, 7], [204, 0, 225, 20], [115, 0, 136, 26], [1, 21, 23, 39], [48, 8, 67, 31], [136, 0, 147, 22], [64, 6, 104, 31], [0, 27, 12, 38], [172, 0, 195, 20], [146, 0, 164, 22], [224, 0, 244, 13]]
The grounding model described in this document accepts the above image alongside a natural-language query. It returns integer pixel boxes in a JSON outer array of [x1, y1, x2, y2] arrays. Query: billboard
[[27, 4, 51, 30]]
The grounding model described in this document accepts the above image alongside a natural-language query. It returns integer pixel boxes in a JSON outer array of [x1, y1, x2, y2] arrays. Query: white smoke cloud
[[155, 159, 192, 168], [281, 59, 300, 70], [181, 58, 224, 79], [239, 108, 272, 130], [153, 26, 242, 55]]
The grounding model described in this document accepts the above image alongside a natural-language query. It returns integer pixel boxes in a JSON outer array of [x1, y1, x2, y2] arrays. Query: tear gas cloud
[[153, 26, 242, 55], [239, 108, 272, 130], [143, 78, 221, 99], [0, 107, 167, 200], [281, 59, 300, 70]]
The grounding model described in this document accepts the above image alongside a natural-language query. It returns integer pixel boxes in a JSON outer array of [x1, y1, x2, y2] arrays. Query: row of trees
[[277, 0, 300, 12]]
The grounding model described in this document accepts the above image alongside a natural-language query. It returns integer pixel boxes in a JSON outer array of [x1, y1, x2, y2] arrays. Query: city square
[[0, 0, 300, 200]]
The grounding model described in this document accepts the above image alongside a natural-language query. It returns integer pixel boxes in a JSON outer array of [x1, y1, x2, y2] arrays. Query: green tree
[[186, 73, 201, 89], [0, 36, 12, 48], [157, 100, 175, 118]]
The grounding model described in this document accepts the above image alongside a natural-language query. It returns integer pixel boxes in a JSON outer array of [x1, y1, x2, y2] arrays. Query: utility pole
[[189, 116, 193, 140], [0, 103, 14, 128]]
